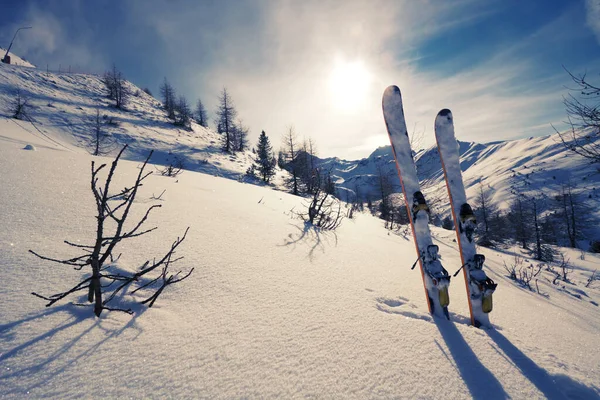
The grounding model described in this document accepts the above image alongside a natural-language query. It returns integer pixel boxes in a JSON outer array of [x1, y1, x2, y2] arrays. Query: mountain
[[317, 136, 599, 222]]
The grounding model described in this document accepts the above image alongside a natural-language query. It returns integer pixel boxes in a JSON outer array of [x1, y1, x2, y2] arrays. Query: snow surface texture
[[1, 101, 600, 399]]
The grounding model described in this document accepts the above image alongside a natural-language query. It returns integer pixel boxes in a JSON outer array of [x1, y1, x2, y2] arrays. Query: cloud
[[4, 0, 590, 160], [185, 0, 572, 159], [7, 4, 106, 72], [585, 0, 600, 43]]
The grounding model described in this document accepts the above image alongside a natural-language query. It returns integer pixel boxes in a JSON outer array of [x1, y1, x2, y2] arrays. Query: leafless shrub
[[151, 189, 166, 201], [30, 145, 193, 317], [158, 154, 184, 178], [558, 253, 573, 282], [294, 186, 343, 231], [11, 89, 29, 120], [88, 109, 117, 156], [586, 270, 598, 288], [504, 253, 543, 291], [503, 253, 522, 281]]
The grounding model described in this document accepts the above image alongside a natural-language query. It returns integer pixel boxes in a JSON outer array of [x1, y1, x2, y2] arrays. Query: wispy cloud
[[185, 0, 577, 159], [3, 0, 596, 159], [586, 0, 600, 43]]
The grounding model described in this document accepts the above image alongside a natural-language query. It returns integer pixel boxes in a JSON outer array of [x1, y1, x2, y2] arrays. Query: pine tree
[[253, 130, 276, 182]]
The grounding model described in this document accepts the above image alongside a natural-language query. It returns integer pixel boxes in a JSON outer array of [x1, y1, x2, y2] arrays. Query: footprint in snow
[[375, 296, 431, 322]]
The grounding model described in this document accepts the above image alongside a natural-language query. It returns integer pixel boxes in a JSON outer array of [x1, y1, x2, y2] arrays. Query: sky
[[1, 0, 599, 160]]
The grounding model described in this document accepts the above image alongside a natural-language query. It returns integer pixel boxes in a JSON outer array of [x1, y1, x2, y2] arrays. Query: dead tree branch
[[30, 145, 193, 317]]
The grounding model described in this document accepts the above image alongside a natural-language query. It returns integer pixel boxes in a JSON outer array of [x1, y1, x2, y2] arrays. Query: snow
[[1, 60, 599, 399], [0, 60, 281, 187], [0, 48, 36, 68]]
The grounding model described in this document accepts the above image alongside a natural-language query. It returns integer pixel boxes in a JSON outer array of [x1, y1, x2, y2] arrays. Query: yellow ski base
[[439, 287, 450, 308], [482, 294, 493, 313]]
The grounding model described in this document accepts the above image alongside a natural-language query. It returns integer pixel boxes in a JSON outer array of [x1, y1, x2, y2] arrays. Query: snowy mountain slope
[[0, 47, 36, 68], [317, 134, 600, 242], [0, 60, 262, 182], [1, 123, 599, 398]]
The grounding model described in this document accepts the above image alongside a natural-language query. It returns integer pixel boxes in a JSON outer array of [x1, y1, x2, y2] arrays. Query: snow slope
[[318, 135, 600, 244], [0, 60, 263, 183], [0, 47, 36, 68], [1, 115, 599, 399]]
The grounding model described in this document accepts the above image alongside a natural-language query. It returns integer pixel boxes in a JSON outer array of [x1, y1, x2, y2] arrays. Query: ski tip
[[384, 85, 400, 95], [382, 86, 403, 113], [437, 108, 452, 118], [435, 109, 453, 130]]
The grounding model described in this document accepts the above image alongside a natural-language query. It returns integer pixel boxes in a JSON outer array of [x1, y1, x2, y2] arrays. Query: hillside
[[1, 118, 599, 398], [0, 60, 262, 182], [0, 47, 36, 68]]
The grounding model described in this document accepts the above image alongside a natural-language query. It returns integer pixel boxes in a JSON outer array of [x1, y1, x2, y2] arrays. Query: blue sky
[[1, 0, 599, 159]]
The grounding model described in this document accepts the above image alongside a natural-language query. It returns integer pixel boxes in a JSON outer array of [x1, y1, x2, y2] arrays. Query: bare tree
[[231, 119, 249, 152], [215, 88, 237, 153], [195, 99, 208, 127], [556, 68, 600, 164], [103, 65, 130, 110], [294, 169, 343, 230], [299, 138, 319, 194], [375, 160, 394, 221], [88, 109, 116, 156], [174, 96, 192, 130], [160, 78, 176, 119], [30, 146, 192, 317], [281, 126, 301, 195], [473, 184, 498, 245], [509, 194, 531, 249], [11, 88, 29, 120]]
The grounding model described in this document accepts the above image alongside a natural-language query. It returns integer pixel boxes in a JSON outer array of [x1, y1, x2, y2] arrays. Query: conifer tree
[[253, 130, 276, 182]]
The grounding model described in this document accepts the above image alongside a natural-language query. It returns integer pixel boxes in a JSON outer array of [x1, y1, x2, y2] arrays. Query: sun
[[328, 58, 372, 111]]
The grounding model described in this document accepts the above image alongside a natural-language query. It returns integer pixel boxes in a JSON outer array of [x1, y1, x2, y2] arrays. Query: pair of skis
[[382, 86, 497, 328]]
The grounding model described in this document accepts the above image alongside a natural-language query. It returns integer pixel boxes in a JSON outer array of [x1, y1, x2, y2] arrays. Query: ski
[[434, 109, 497, 328], [382, 86, 451, 319]]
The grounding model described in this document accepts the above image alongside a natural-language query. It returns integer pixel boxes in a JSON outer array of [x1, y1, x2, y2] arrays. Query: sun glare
[[328, 58, 371, 111]]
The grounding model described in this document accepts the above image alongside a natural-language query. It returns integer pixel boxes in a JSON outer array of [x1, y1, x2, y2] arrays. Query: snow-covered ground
[[0, 60, 271, 184], [0, 48, 36, 68], [1, 112, 599, 398]]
